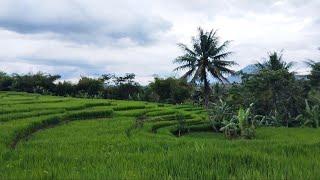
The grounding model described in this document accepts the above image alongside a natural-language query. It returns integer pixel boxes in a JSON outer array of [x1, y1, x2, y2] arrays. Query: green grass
[[0, 91, 320, 179]]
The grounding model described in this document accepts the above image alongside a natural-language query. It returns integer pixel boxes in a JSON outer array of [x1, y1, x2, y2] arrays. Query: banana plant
[[219, 117, 239, 139], [237, 104, 255, 139], [260, 110, 281, 126], [253, 115, 266, 127], [208, 100, 232, 132], [238, 107, 250, 132], [303, 100, 319, 128], [219, 103, 256, 139]]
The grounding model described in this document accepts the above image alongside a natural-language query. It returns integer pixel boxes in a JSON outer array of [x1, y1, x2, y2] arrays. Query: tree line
[[0, 72, 193, 104]]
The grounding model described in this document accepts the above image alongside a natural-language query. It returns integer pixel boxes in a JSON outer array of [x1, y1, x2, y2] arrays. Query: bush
[[147, 77, 192, 104], [77, 77, 104, 97], [176, 113, 189, 137]]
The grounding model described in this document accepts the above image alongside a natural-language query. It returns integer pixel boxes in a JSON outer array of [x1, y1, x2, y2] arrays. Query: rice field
[[0, 91, 320, 179]]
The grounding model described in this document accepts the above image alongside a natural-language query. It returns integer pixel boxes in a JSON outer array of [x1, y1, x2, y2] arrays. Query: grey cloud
[[18, 56, 100, 70], [0, 0, 319, 83], [0, 1, 172, 45], [1, 56, 106, 79], [170, 0, 320, 19]]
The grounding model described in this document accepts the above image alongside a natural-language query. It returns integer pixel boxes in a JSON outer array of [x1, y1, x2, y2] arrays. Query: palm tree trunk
[[203, 80, 210, 109], [204, 93, 209, 109]]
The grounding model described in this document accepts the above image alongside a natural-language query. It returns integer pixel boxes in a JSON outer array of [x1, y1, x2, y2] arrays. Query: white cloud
[[0, 0, 319, 85]]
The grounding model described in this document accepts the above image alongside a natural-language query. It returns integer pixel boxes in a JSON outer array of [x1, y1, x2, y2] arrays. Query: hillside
[[1, 92, 320, 179]]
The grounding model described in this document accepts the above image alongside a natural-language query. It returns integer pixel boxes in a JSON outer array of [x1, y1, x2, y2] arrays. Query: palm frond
[[191, 66, 203, 83], [210, 40, 232, 56], [207, 66, 225, 83], [174, 54, 197, 63], [255, 62, 265, 70], [181, 68, 195, 80], [215, 66, 236, 76], [174, 63, 195, 71], [177, 43, 197, 56], [211, 52, 234, 61]]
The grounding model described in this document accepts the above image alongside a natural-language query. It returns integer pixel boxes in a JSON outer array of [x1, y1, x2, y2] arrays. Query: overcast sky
[[0, 0, 319, 84]]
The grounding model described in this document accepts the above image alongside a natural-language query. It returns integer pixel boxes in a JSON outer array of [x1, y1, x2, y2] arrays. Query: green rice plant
[[125, 114, 147, 137], [3, 92, 320, 179], [151, 121, 177, 133], [151, 117, 201, 133], [84, 102, 112, 108], [3, 98, 34, 101], [147, 114, 177, 122], [9, 109, 114, 148], [9, 115, 63, 148], [145, 109, 177, 117], [148, 113, 193, 123], [187, 123, 212, 132], [0, 99, 70, 105], [174, 104, 194, 109], [113, 105, 146, 111], [65, 102, 112, 111], [117, 110, 147, 117], [64, 109, 114, 120], [0, 109, 66, 122]]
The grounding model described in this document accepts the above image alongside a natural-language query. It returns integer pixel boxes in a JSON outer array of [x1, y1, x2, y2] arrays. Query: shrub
[[147, 77, 192, 104], [176, 113, 189, 137]]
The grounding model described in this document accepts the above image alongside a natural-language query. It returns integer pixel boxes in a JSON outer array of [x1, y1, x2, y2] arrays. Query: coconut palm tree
[[256, 51, 293, 71], [306, 57, 320, 89], [174, 27, 236, 107]]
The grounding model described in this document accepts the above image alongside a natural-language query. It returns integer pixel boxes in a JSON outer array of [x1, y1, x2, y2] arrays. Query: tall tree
[[256, 51, 293, 71], [243, 51, 305, 126], [306, 48, 320, 89], [174, 27, 236, 107]]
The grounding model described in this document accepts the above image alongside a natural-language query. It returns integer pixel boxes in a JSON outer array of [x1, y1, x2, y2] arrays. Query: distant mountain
[[227, 64, 308, 83], [227, 64, 258, 83]]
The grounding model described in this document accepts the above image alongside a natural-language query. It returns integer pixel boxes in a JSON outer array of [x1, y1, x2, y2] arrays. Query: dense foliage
[[0, 71, 193, 104], [306, 60, 320, 89], [145, 77, 192, 103]]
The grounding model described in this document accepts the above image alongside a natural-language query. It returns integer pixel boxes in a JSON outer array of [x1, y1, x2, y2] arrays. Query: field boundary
[[9, 109, 114, 149]]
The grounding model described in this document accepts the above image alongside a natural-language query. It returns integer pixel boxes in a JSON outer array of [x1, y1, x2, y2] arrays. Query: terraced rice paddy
[[1, 91, 320, 179]]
